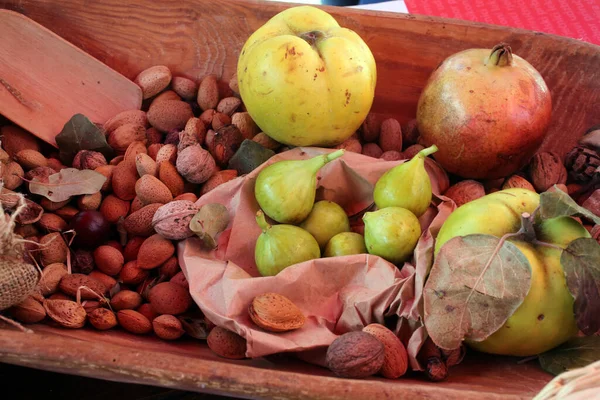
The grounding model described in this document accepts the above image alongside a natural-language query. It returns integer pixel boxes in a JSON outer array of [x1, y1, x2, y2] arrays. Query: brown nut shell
[[207, 326, 247, 359], [326, 331, 385, 379], [362, 323, 408, 379]]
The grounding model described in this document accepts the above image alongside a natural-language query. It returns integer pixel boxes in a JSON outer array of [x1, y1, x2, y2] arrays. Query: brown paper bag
[[179, 147, 455, 370]]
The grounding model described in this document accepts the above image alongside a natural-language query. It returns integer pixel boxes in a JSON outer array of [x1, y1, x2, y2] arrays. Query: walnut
[[176, 144, 217, 184], [72, 150, 107, 170], [325, 331, 385, 379], [529, 152, 567, 192]]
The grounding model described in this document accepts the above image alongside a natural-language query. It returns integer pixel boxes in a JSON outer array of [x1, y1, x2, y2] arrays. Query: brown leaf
[[423, 234, 532, 350], [29, 168, 106, 202]]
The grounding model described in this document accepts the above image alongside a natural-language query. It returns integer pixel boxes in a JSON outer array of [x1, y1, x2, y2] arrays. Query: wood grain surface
[[0, 325, 552, 400], [0, 9, 142, 147], [1, 0, 599, 158]]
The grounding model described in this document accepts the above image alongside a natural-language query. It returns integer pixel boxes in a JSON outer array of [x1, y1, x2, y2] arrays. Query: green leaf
[[55, 114, 114, 165], [424, 234, 532, 350], [561, 238, 600, 335], [29, 168, 107, 202], [539, 188, 600, 224], [539, 336, 600, 376]]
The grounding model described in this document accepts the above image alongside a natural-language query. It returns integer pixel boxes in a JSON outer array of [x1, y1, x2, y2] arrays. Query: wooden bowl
[[0, 0, 599, 399]]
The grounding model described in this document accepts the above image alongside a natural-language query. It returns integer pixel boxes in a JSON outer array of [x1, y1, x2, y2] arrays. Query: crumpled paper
[[179, 147, 455, 371]]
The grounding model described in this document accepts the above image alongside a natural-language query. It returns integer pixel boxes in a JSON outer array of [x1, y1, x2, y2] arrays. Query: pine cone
[[565, 127, 600, 184]]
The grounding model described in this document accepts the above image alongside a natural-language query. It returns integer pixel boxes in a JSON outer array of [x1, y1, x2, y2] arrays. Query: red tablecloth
[[405, 0, 600, 45]]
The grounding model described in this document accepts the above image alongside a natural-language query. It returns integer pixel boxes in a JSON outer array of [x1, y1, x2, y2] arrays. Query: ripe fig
[[324, 232, 367, 257], [299, 200, 350, 249], [254, 211, 320, 276], [254, 149, 345, 224], [363, 207, 421, 264], [374, 145, 438, 217]]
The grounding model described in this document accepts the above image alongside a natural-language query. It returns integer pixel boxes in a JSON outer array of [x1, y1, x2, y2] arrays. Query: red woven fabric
[[404, 0, 600, 45]]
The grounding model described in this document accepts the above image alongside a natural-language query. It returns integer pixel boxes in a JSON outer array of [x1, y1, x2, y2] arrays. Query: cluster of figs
[[253, 145, 439, 276]]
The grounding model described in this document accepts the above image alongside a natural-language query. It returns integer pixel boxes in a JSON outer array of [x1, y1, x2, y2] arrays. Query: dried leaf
[[539, 188, 600, 224], [561, 238, 600, 335], [423, 234, 532, 350], [55, 114, 114, 165], [178, 313, 211, 340], [189, 203, 230, 249], [539, 336, 600, 376], [29, 168, 106, 202]]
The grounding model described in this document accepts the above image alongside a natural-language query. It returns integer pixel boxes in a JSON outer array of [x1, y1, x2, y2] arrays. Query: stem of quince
[[487, 43, 513, 67], [299, 30, 324, 46]]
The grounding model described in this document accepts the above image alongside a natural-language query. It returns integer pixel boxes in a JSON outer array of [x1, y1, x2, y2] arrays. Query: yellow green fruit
[[324, 232, 367, 257], [363, 207, 421, 264], [237, 6, 377, 147], [435, 188, 589, 356], [300, 200, 350, 249], [254, 211, 320, 277]]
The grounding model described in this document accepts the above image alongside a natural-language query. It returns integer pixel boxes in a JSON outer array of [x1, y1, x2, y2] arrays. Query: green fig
[[254, 149, 345, 224], [254, 210, 321, 276], [299, 200, 350, 249], [363, 207, 421, 264], [373, 145, 438, 217], [324, 232, 367, 257]]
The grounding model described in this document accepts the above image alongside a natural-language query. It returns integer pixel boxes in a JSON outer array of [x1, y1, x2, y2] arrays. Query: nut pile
[[2, 63, 599, 381]]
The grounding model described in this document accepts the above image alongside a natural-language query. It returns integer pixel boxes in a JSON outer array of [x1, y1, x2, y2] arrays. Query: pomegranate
[[416, 43, 552, 180]]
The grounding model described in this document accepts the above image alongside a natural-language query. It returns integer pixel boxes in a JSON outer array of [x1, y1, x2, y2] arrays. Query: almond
[[112, 162, 138, 201], [334, 138, 362, 153], [362, 143, 383, 158], [217, 97, 241, 116], [119, 260, 149, 285], [197, 74, 219, 111], [252, 132, 281, 151], [402, 144, 425, 159], [147, 143, 163, 160], [111, 290, 143, 311], [0, 125, 41, 157], [378, 118, 403, 152], [40, 232, 68, 266], [134, 65, 172, 99], [40, 198, 70, 212], [207, 326, 247, 359], [48, 293, 72, 301], [135, 175, 173, 205], [117, 309, 153, 334], [200, 109, 217, 126], [362, 323, 408, 379], [72, 150, 107, 170], [443, 180, 486, 207], [59, 273, 107, 299], [211, 112, 231, 131], [88, 271, 117, 292], [94, 164, 115, 191], [130, 196, 145, 213], [155, 144, 178, 165], [108, 123, 147, 153], [135, 153, 157, 177], [172, 76, 198, 100], [148, 282, 192, 315], [124, 236, 146, 261], [88, 308, 118, 330], [502, 175, 536, 192], [104, 110, 148, 133], [146, 127, 163, 144], [229, 74, 239, 94], [147, 100, 193, 133], [248, 293, 305, 332], [110, 155, 124, 166], [137, 303, 158, 322], [94, 245, 125, 275], [37, 263, 68, 296], [123, 140, 148, 168], [46, 157, 66, 171], [152, 90, 181, 104], [232, 112, 259, 140], [10, 296, 46, 324], [53, 205, 79, 222], [137, 234, 175, 269], [360, 113, 382, 143], [2, 161, 24, 190], [43, 299, 86, 328], [81, 300, 103, 314], [99, 194, 130, 224], [174, 192, 198, 202], [185, 117, 207, 145], [123, 203, 161, 236], [170, 271, 189, 290], [15, 149, 47, 170], [77, 191, 102, 211], [37, 213, 67, 232], [159, 256, 180, 279], [158, 161, 185, 197], [153, 314, 185, 340]]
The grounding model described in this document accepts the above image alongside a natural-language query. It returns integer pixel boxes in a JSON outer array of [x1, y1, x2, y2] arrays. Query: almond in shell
[[362, 323, 408, 379], [59, 273, 108, 299], [117, 309, 153, 334], [37, 262, 68, 296], [207, 326, 247, 359], [43, 299, 86, 328], [153, 314, 185, 340], [10, 296, 46, 324], [249, 293, 305, 332], [137, 234, 175, 269], [134, 65, 172, 100], [88, 308, 118, 330]]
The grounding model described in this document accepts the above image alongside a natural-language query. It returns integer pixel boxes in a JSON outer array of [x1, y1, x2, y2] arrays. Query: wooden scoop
[[0, 10, 142, 147]]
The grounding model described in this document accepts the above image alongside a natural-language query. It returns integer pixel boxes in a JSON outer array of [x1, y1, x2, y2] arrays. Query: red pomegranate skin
[[416, 46, 552, 180]]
